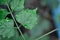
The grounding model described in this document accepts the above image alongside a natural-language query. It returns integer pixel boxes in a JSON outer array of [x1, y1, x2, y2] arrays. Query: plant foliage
[[0, 0, 59, 40]]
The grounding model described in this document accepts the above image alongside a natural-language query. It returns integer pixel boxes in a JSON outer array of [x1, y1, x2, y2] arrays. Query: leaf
[[0, 19, 15, 38], [16, 8, 38, 29], [0, 33, 29, 40], [0, 9, 8, 20], [10, 0, 24, 11], [0, 0, 8, 4]]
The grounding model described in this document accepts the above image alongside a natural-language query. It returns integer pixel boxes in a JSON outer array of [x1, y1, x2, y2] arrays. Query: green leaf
[[0, 0, 8, 4], [10, 0, 24, 11], [16, 8, 38, 29], [0, 19, 15, 38], [0, 9, 8, 20]]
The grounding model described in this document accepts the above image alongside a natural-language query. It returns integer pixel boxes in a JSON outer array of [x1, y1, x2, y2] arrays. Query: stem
[[6, 4, 25, 40], [35, 29, 57, 40]]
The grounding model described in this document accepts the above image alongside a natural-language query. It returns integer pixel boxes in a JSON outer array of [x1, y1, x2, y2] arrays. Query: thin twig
[[6, 4, 25, 40], [35, 29, 57, 40]]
